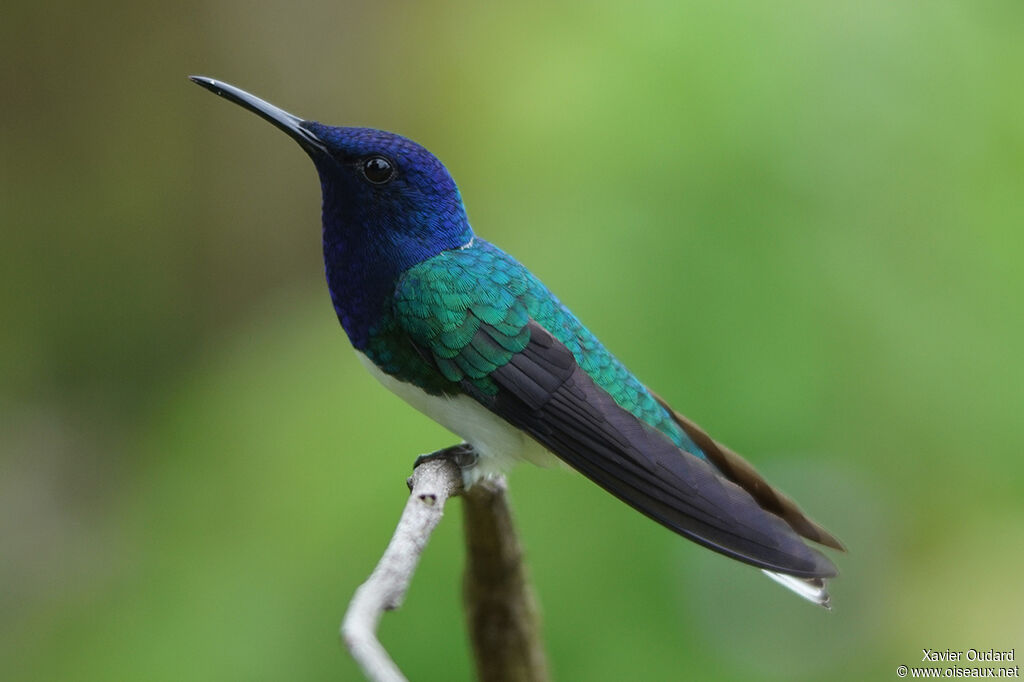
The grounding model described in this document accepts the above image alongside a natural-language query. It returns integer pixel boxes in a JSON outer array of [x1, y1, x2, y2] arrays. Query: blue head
[[190, 77, 473, 347], [302, 124, 473, 346], [303, 124, 471, 254]]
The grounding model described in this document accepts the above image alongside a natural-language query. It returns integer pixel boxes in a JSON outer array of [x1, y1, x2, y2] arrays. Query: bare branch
[[463, 476, 550, 682], [341, 451, 464, 682], [341, 444, 549, 682]]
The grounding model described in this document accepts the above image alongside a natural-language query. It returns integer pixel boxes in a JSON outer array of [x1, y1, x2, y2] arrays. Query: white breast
[[356, 352, 556, 484]]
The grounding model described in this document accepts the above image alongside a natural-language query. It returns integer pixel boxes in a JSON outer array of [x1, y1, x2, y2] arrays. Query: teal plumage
[[386, 238, 702, 456]]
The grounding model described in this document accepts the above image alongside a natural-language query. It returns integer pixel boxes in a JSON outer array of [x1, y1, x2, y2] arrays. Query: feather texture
[[386, 239, 841, 580]]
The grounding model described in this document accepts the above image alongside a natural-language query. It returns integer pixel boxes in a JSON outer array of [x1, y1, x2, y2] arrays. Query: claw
[[413, 443, 479, 471]]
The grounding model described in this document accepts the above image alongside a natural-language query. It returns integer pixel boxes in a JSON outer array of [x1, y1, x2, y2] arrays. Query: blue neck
[[320, 203, 472, 349], [308, 131, 474, 348]]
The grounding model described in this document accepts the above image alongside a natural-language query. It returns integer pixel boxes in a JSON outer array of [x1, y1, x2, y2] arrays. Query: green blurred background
[[3, 1, 1022, 680]]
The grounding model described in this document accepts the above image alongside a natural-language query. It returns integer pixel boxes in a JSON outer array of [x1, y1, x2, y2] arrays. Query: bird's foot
[[413, 443, 479, 471]]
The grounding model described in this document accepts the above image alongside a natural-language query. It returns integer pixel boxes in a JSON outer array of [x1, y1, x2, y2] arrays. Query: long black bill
[[189, 76, 327, 155]]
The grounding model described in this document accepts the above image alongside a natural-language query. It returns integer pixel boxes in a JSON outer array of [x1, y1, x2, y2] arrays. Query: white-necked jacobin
[[190, 76, 843, 607]]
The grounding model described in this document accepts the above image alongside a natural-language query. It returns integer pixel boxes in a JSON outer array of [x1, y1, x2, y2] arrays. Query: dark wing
[[465, 321, 837, 578], [393, 247, 836, 577], [649, 393, 845, 551]]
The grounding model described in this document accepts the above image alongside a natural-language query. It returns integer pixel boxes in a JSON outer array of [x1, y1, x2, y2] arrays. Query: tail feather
[[650, 392, 844, 607], [762, 570, 832, 609], [651, 392, 845, 551]]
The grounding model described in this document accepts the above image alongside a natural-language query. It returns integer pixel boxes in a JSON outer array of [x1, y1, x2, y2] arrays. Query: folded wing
[[394, 245, 838, 578], [465, 321, 836, 578]]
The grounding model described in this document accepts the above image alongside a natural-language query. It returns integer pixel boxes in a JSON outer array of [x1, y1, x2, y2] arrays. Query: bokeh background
[[4, 1, 1022, 680]]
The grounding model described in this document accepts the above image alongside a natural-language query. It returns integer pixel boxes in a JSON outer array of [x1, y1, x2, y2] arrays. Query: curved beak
[[189, 76, 327, 156]]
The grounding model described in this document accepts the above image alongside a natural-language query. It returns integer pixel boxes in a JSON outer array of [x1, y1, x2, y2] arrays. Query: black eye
[[362, 156, 396, 184]]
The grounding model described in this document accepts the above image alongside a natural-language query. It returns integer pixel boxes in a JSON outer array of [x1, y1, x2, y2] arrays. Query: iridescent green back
[[375, 238, 702, 457]]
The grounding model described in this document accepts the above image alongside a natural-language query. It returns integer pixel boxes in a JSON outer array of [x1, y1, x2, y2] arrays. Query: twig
[[340, 444, 549, 682], [341, 450, 464, 682], [462, 477, 550, 682]]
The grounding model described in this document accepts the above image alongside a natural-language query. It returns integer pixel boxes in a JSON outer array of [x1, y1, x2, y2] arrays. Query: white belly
[[357, 352, 556, 483]]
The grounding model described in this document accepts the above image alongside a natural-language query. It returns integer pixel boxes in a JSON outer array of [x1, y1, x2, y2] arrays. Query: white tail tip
[[761, 570, 832, 609]]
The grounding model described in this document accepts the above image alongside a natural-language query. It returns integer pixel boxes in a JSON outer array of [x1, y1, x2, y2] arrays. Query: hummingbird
[[190, 76, 843, 607]]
